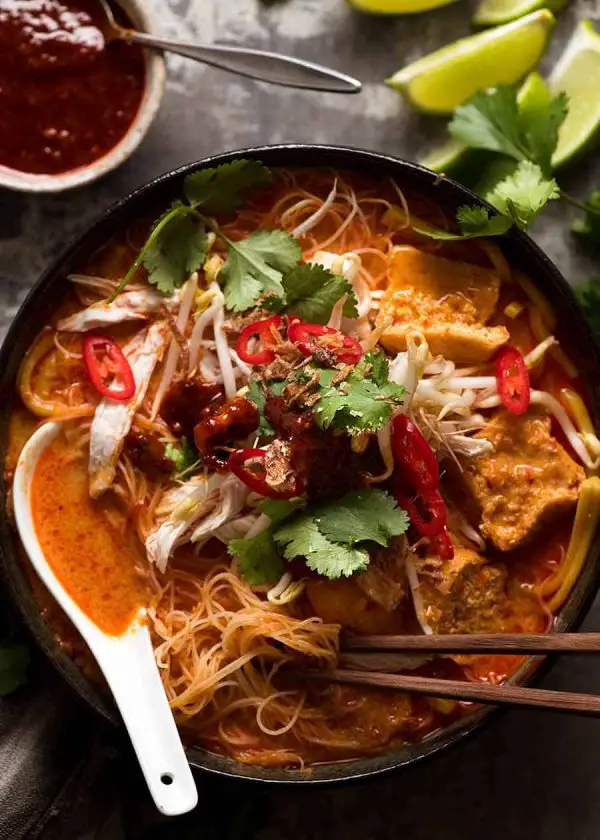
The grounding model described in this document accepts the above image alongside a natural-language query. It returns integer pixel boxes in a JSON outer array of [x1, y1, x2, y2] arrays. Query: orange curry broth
[[31, 432, 147, 636]]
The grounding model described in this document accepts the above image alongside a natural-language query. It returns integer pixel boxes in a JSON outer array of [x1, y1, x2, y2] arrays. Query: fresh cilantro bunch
[[449, 85, 565, 229], [229, 490, 409, 584], [450, 84, 567, 177], [313, 350, 406, 435], [418, 83, 587, 241]]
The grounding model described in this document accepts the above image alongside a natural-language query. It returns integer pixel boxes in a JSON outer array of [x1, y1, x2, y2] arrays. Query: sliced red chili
[[391, 414, 439, 493], [229, 447, 300, 499], [429, 527, 454, 560], [236, 315, 283, 365], [495, 346, 530, 416], [396, 487, 447, 537], [82, 334, 135, 402], [287, 320, 363, 365]]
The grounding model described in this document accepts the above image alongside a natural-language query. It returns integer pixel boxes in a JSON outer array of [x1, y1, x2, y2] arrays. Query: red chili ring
[[82, 334, 135, 402], [287, 320, 363, 365], [236, 315, 283, 366]]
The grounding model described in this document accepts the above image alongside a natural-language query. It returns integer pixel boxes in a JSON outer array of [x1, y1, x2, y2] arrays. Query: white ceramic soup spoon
[[13, 421, 198, 817]]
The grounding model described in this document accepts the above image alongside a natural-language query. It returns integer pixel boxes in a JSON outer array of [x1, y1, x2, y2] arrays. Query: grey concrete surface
[[1, 0, 600, 836]]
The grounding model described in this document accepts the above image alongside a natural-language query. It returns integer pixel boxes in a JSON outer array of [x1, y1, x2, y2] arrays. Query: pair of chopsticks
[[301, 634, 600, 716]]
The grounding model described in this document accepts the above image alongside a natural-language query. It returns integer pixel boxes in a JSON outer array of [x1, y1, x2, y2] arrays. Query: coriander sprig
[[111, 158, 359, 320], [109, 159, 273, 302], [419, 84, 600, 243], [229, 489, 409, 584]]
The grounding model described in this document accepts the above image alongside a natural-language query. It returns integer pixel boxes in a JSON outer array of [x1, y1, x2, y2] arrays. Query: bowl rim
[[2, 143, 600, 784], [0, 0, 166, 194]]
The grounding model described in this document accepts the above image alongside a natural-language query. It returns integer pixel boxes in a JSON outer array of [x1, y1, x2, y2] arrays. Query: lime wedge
[[517, 70, 550, 110], [418, 71, 550, 173], [473, 0, 566, 29], [348, 0, 457, 11], [420, 138, 468, 173], [549, 20, 600, 168], [386, 10, 556, 115]]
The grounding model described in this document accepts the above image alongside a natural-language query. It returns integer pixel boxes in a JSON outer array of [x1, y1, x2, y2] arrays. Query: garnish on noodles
[[8, 160, 600, 769]]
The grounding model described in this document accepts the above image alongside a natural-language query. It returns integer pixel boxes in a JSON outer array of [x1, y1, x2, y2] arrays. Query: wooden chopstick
[[302, 668, 600, 716], [341, 633, 600, 655]]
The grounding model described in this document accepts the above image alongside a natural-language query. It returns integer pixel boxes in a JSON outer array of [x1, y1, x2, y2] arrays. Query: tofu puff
[[377, 247, 509, 363]]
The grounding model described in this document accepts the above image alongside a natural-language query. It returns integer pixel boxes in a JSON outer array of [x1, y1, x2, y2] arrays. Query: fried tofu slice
[[377, 247, 509, 363], [462, 411, 585, 552]]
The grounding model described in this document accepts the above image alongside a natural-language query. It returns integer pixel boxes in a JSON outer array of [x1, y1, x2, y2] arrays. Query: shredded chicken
[[58, 289, 166, 332], [88, 322, 169, 498]]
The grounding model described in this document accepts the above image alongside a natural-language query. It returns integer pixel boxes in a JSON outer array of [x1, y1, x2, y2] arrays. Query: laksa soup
[[6, 160, 600, 769]]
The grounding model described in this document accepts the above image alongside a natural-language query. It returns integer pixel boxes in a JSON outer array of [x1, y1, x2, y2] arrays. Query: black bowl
[[2, 145, 600, 784]]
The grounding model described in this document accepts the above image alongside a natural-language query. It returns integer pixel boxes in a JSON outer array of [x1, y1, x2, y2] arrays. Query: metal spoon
[[99, 0, 361, 94], [13, 421, 198, 817]]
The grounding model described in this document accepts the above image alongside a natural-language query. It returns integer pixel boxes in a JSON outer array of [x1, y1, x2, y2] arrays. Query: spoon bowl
[[12, 421, 198, 816]]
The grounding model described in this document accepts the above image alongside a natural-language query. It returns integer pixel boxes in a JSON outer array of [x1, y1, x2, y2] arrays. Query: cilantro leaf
[[263, 263, 359, 324], [363, 345, 389, 386], [112, 159, 272, 301], [233, 488, 409, 583], [576, 280, 600, 334], [219, 229, 302, 312], [272, 488, 408, 580], [313, 350, 405, 435], [275, 517, 369, 579], [142, 204, 208, 294], [229, 529, 284, 586], [246, 379, 286, 437], [521, 91, 568, 177], [456, 205, 513, 237], [450, 86, 530, 162], [0, 643, 29, 695], [165, 437, 198, 477], [449, 85, 568, 177], [184, 160, 271, 214], [414, 204, 513, 241], [572, 188, 600, 249], [485, 161, 560, 229], [312, 489, 409, 546]]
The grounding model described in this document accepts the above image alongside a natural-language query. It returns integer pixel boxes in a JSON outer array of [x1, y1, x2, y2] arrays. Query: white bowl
[[0, 0, 166, 193]]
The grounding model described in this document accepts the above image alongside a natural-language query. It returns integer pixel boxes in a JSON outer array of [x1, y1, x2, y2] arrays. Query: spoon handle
[[88, 626, 198, 817], [13, 421, 197, 817], [125, 31, 362, 93]]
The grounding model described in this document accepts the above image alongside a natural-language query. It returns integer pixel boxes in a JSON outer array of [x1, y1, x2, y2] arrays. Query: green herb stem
[[108, 205, 205, 303], [561, 191, 600, 217]]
